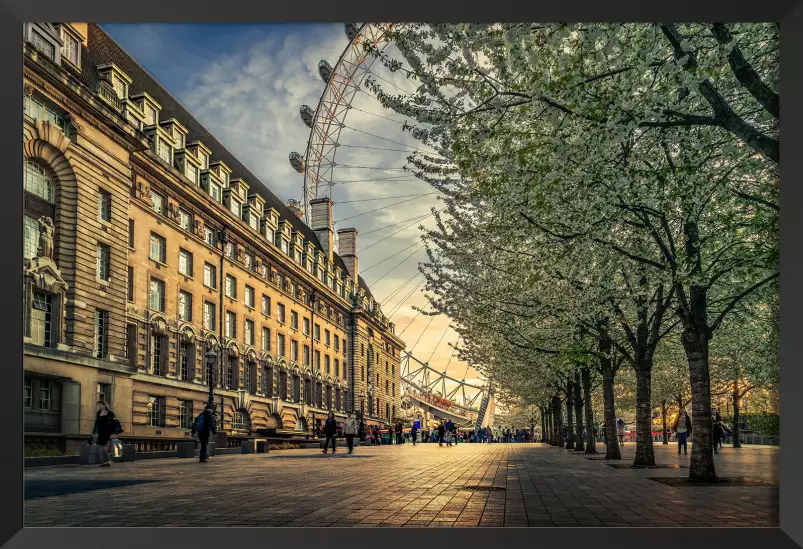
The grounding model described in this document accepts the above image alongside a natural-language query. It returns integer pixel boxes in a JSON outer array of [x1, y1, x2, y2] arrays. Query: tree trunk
[[574, 371, 585, 451], [550, 399, 559, 446], [602, 365, 621, 460], [633, 365, 656, 466], [540, 407, 547, 443], [661, 400, 669, 444], [682, 326, 719, 482], [581, 366, 597, 454], [732, 380, 742, 448], [565, 380, 575, 450], [553, 397, 565, 448]]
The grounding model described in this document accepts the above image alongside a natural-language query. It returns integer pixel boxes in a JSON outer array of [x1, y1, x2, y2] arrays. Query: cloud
[[105, 23, 482, 389]]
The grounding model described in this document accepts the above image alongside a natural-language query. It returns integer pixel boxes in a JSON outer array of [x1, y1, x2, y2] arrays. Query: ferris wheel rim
[[301, 23, 398, 221]]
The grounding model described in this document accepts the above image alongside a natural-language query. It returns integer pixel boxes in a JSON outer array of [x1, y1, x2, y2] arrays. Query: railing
[[95, 82, 123, 112]]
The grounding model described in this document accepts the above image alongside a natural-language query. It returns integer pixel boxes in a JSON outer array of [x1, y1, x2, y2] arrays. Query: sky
[[101, 23, 483, 393]]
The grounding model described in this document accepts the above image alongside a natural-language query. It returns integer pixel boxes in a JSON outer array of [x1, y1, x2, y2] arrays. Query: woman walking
[[322, 411, 338, 455], [616, 419, 626, 447], [343, 412, 358, 454], [91, 400, 121, 467], [674, 409, 693, 455], [712, 410, 726, 454]]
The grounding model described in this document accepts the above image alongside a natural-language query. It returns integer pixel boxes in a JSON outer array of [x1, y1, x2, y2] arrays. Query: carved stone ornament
[[150, 315, 168, 336], [37, 216, 55, 260], [226, 340, 240, 358], [26, 256, 68, 294], [179, 323, 196, 343]]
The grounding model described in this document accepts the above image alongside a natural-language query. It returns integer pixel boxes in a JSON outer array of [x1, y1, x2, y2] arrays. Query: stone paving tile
[[23, 442, 778, 528]]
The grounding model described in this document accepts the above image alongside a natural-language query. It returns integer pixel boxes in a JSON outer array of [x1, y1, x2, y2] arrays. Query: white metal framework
[[293, 23, 396, 219]]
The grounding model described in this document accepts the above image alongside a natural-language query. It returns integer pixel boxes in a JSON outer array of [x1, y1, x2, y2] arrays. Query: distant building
[[22, 23, 404, 453]]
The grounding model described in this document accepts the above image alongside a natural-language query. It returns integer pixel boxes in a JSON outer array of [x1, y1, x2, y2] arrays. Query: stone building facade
[[22, 22, 404, 452]]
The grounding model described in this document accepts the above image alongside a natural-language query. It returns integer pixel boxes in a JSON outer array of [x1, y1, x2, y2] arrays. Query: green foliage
[[723, 413, 779, 436]]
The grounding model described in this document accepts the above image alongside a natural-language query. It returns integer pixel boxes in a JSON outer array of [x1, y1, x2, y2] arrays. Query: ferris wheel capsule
[[289, 152, 305, 174], [300, 105, 315, 128], [318, 60, 333, 83], [345, 23, 359, 40]]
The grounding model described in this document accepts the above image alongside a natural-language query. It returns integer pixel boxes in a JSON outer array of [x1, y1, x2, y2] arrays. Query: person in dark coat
[[673, 409, 693, 455], [192, 404, 216, 463], [91, 400, 119, 467], [322, 411, 338, 454], [712, 410, 726, 454], [437, 422, 446, 446]]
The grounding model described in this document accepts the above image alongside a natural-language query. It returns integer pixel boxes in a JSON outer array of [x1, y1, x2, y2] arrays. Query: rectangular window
[[174, 131, 185, 151], [334, 335, 340, 352], [98, 189, 112, 221], [126, 324, 137, 366], [315, 350, 321, 369], [225, 311, 236, 338], [30, 29, 55, 60], [179, 209, 192, 231], [60, 28, 80, 65], [225, 242, 235, 260], [147, 395, 165, 427], [23, 215, 38, 260], [151, 334, 164, 375], [277, 333, 286, 357], [157, 139, 172, 164], [277, 303, 286, 324], [244, 253, 254, 270], [127, 266, 134, 301], [150, 191, 165, 215], [314, 324, 321, 342], [245, 286, 255, 308], [23, 378, 32, 409], [95, 309, 108, 358], [128, 219, 135, 248], [303, 317, 310, 336], [291, 340, 299, 362], [303, 345, 310, 366], [178, 249, 193, 277], [245, 319, 254, 346], [179, 399, 193, 429], [187, 164, 198, 184], [203, 263, 216, 289], [229, 199, 241, 218], [149, 233, 166, 263], [249, 214, 259, 231], [210, 182, 221, 203], [290, 311, 298, 331], [179, 343, 192, 382], [262, 327, 271, 352], [30, 291, 53, 347], [199, 151, 209, 170], [203, 301, 216, 331], [179, 290, 192, 322], [335, 359, 340, 378], [325, 330, 331, 347], [225, 275, 237, 299], [97, 243, 110, 281], [261, 295, 271, 316], [39, 379, 51, 411], [204, 227, 216, 247], [325, 355, 330, 375], [149, 278, 165, 312]]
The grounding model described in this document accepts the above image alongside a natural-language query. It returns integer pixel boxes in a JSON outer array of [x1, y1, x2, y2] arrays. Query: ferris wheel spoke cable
[[387, 279, 424, 318], [397, 301, 426, 337], [365, 242, 426, 289], [336, 194, 432, 224], [334, 164, 409, 171], [338, 144, 434, 154], [427, 320, 454, 363], [378, 271, 419, 304], [337, 192, 436, 204], [346, 105, 411, 126], [333, 174, 420, 184], [360, 240, 423, 274], [409, 314, 436, 355], [360, 216, 432, 253], [360, 210, 440, 237], [342, 125, 437, 155]]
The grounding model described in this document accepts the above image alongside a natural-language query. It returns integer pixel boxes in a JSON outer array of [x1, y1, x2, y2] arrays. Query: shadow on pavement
[[25, 479, 162, 500]]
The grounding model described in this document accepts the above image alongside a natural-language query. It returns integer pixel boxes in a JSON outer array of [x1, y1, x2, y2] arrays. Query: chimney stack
[[309, 198, 334, 262], [337, 228, 358, 283]]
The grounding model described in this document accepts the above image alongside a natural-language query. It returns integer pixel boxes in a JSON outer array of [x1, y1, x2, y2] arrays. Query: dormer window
[[210, 182, 221, 202], [29, 28, 56, 61], [248, 213, 259, 232], [187, 164, 198, 184], [199, 151, 209, 170], [157, 139, 172, 164], [145, 105, 156, 126], [112, 75, 127, 100], [98, 64, 133, 103], [229, 199, 241, 218], [280, 239, 289, 255], [58, 25, 82, 69]]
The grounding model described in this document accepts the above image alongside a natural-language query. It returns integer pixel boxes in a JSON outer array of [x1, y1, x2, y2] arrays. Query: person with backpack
[[192, 404, 216, 463], [322, 411, 338, 454], [411, 422, 419, 445], [673, 409, 693, 455], [90, 400, 122, 467], [343, 412, 358, 454]]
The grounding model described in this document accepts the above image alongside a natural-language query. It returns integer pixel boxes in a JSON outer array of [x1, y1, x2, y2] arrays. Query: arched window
[[24, 160, 54, 203], [232, 408, 251, 432]]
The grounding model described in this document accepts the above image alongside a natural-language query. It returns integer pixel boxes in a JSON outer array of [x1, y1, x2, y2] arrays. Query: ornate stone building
[[22, 22, 404, 452]]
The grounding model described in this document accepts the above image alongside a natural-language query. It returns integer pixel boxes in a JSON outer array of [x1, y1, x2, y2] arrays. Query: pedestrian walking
[[396, 422, 404, 445], [388, 424, 395, 445], [90, 399, 122, 467], [191, 404, 216, 463], [343, 412, 358, 454], [616, 419, 626, 446], [674, 409, 692, 455], [712, 410, 725, 454], [437, 421, 445, 446], [322, 411, 338, 454], [411, 423, 418, 445]]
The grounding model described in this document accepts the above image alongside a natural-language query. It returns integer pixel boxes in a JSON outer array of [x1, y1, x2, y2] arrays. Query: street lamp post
[[206, 348, 218, 423]]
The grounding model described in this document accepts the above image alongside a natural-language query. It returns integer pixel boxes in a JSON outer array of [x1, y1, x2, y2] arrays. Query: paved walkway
[[24, 442, 778, 527]]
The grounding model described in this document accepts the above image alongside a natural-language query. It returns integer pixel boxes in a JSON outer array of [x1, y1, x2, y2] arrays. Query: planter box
[[177, 441, 196, 458], [256, 440, 269, 453]]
